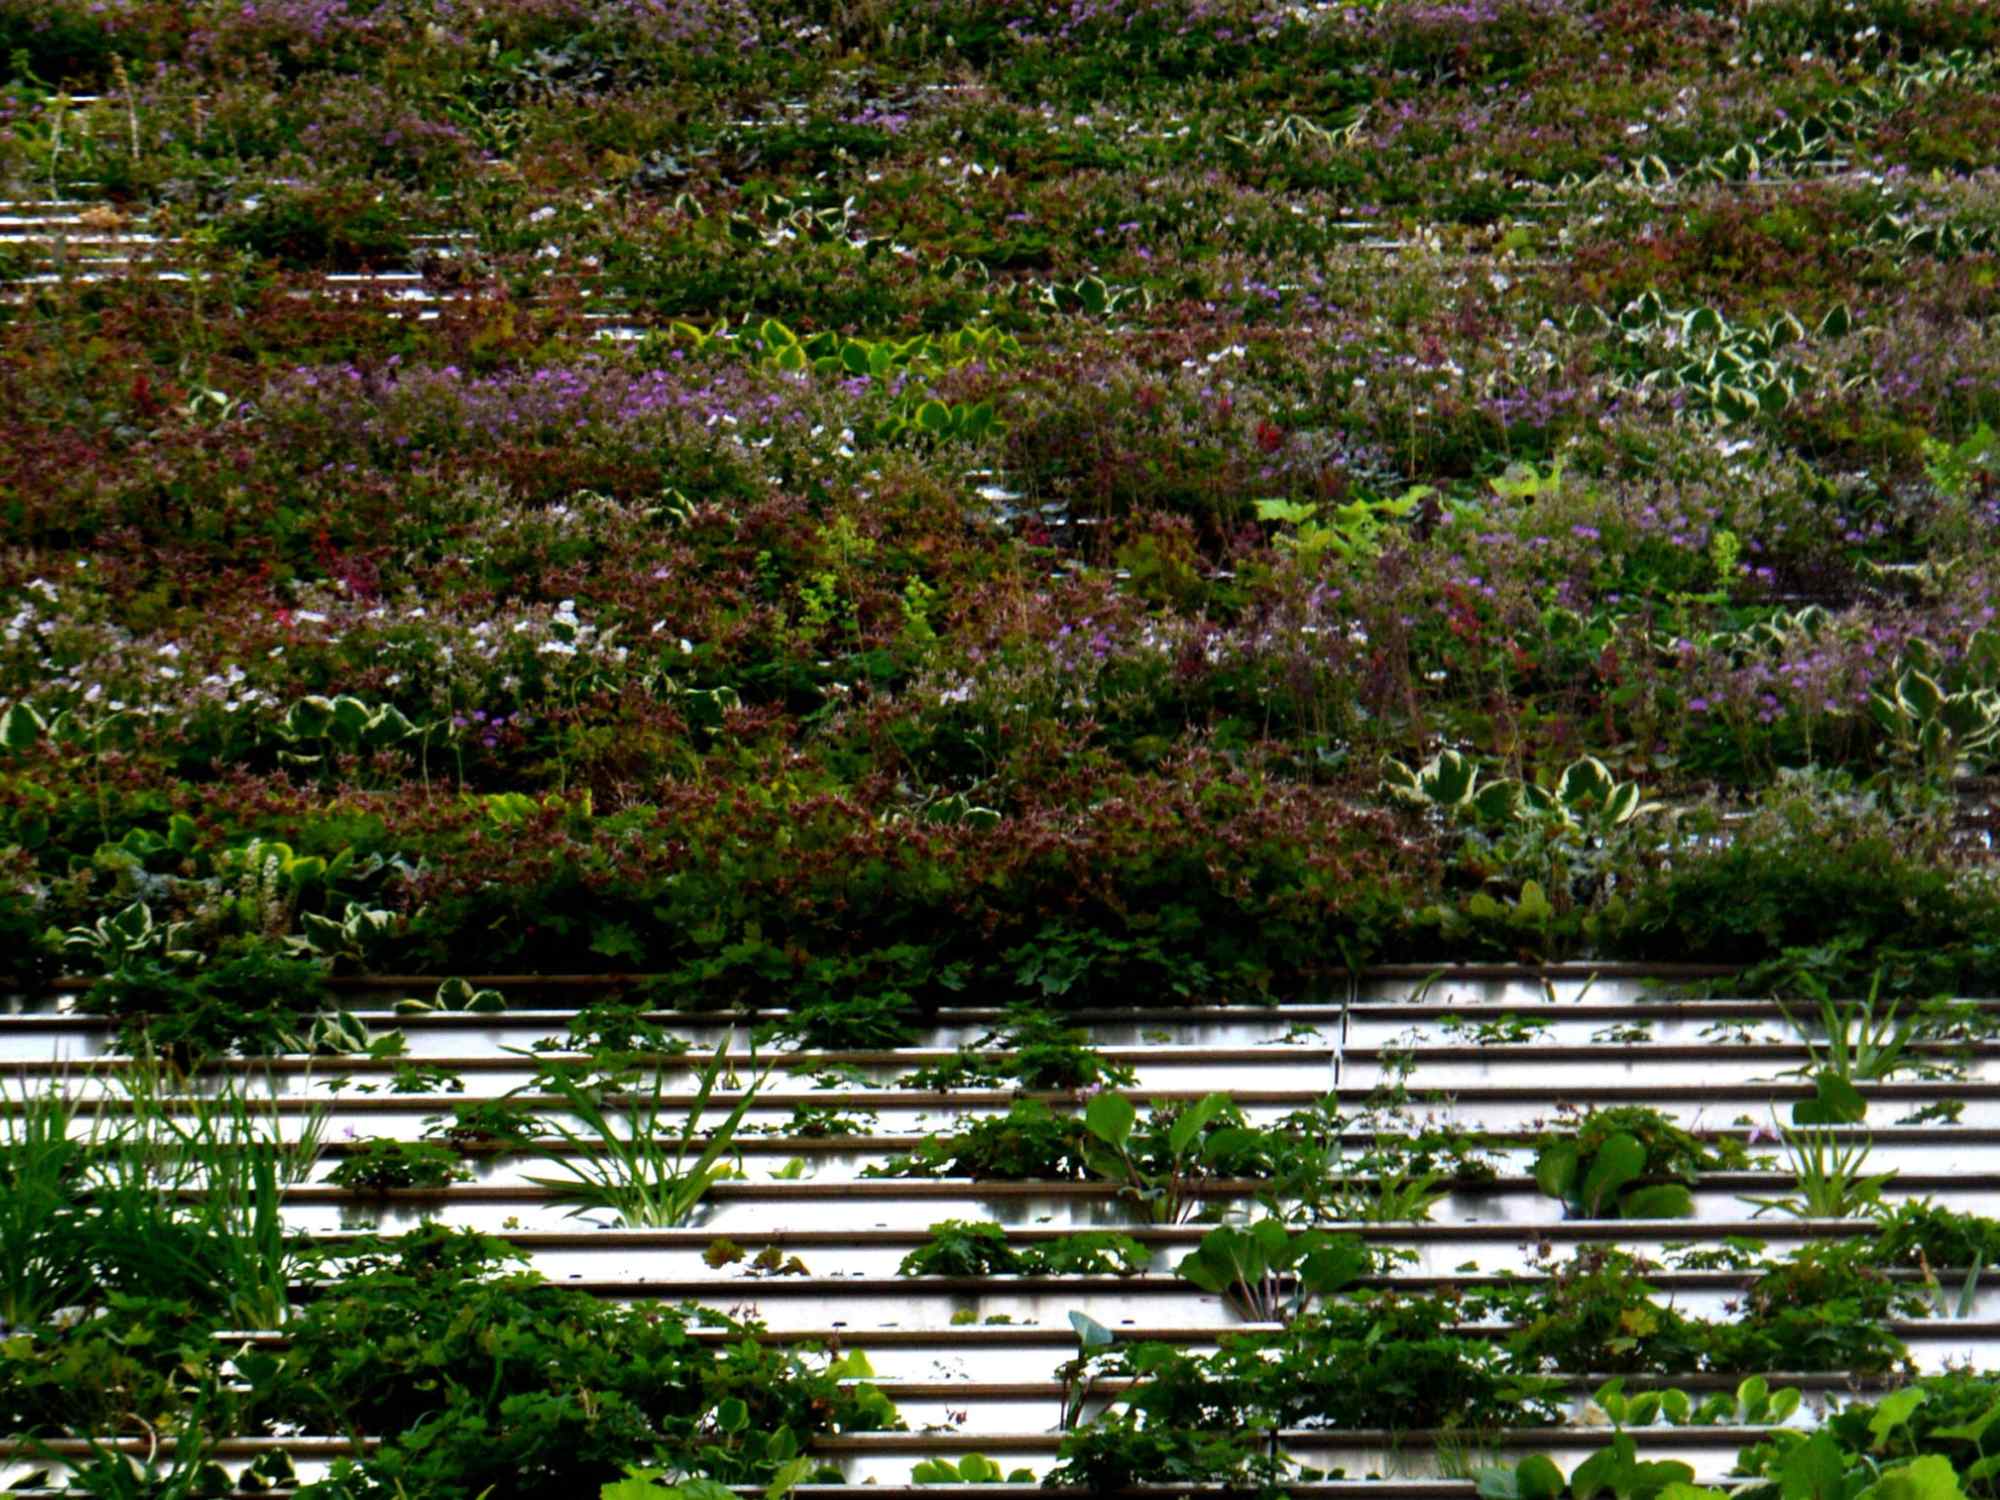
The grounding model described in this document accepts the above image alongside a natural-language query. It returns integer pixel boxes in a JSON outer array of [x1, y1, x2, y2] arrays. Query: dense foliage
[[0, 0, 1997, 1034], [3, 0, 1999, 1492]]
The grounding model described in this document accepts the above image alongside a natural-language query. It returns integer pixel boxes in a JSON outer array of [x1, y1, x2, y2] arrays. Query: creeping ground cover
[[2, 0, 2000, 1493]]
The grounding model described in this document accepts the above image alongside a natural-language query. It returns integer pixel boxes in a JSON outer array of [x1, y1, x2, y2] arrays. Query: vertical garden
[[3, 0, 2000, 1494]]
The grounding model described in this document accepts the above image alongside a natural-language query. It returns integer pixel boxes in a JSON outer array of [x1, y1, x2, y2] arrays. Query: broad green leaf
[[1793, 1071, 1867, 1126], [1779, 1430, 1847, 1500], [600, 1481, 674, 1500], [1516, 1455, 1567, 1500], [1084, 1092, 1135, 1149], [1868, 1388, 1928, 1451], [1712, 382, 1759, 423], [1865, 1457, 1966, 1500], [1605, 782, 1642, 825], [1900, 670, 1945, 718], [1570, 1434, 1633, 1500], [1299, 1234, 1369, 1296], [1579, 1131, 1646, 1216], [1473, 779, 1522, 822], [1515, 880, 1554, 923], [1424, 749, 1478, 806], [0, 702, 46, 751], [1534, 1141, 1581, 1200], [1619, 1183, 1696, 1220], [1557, 755, 1616, 809], [1176, 1092, 1231, 1153]]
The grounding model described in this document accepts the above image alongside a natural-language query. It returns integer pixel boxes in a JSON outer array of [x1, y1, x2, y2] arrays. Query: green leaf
[[1901, 669, 1946, 718], [917, 399, 954, 435], [1169, 1093, 1228, 1156], [1424, 749, 1479, 806], [1869, 1389, 1929, 1451], [1259, 497, 1319, 526], [714, 1396, 749, 1434], [1711, 382, 1759, 423], [1779, 1430, 1847, 1500], [1571, 1436, 1631, 1500], [590, 920, 647, 965], [1473, 779, 1523, 822], [1534, 1141, 1581, 1200], [1579, 1131, 1646, 1216], [1514, 879, 1554, 923], [1793, 1071, 1867, 1126], [1084, 1092, 1135, 1149], [1298, 1234, 1369, 1296], [1931, 1396, 2000, 1447], [1556, 755, 1618, 811], [958, 400, 997, 441], [0, 702, 44, 751], [1865, 1457, 1966, 1500], [1619, 1183, 1696, 1219], [600, 1481, 675, 1500], [1515, 1455, 1567, 1500], [1604, 783, 1642, 825]]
